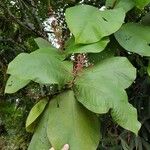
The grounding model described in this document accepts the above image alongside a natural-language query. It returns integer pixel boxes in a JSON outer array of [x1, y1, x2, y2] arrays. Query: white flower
[[70, 54, 75, 61]]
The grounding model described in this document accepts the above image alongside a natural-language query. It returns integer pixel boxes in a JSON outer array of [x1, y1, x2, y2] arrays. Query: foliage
[[65, 5, 125, 44], [115, 23, 150, 56], [1, 0, 150, 150]]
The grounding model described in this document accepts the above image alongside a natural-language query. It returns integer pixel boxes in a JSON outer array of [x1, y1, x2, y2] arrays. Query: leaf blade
[[74, 57, 141, 134], [106, 0, 135, 12], [65, 37, 109, 54], [5, 75, 30, 94], [115, 23, 150, 56], [7, 48, 72, 86], [26, 98, 48, 133], [134, 0, 150, 9], [28, 104, 51, 150], [47, 90, 100, 150], [65, 5, 125, 44], [34, 37, 52, 48]]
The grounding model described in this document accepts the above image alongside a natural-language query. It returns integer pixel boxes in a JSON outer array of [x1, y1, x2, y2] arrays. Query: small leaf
[[34, 37, 52, 48], [65, 37, 109, 55], [65, 5, 125, 44], [28, 104, 51, 150], [26, 98, 48, 133], [115, 23, 150, 56], [47, 90, 100, 150], [74, 57, 141, 134], [5, 75, 30, 94], [115, 0, 135, 12], [106, 0, 135, 12]]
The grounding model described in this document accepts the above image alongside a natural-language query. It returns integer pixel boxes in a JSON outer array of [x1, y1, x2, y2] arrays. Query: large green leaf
[[26, 98, 48, 133], [5, 75, 30, 93], [74, 57, 141, 134], [106, 0, 135, 12], [65, 5, 125, 44], [134, 0, 150, 9], [47, 90, 100, 150], [65, 37, 109, 55], [28, 105, 51, 150], [115, 23, 150, 56], [31, 46, 64, 60], [76, 57, 136, 89], [7, 48, 72, 86]]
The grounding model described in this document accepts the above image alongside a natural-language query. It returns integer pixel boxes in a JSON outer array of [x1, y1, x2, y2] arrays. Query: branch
[[0, 2, 47, 39], [0, 38, 26, 51]]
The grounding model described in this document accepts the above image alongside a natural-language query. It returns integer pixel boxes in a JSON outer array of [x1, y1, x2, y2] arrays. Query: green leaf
[[65, 5, 125, 44], [26, 98, 48, 133], [34, 37, 52, 48], [74, 57, 141, 134], [134, 0, 150, 9], [65, 37, 109, 54], [63, 61, 73, 74], [47, 90, 100, 150], [28, 104, 51, 150], [115, 23, 150, 56], [7, 48, 72, 86], [105, 0, 116, 8], [5, 75, 30, 93], [106, 0, 135, 12], [78, 57, 136, 89], [115, 0, 135, 12], [32, 46, 64, 61]]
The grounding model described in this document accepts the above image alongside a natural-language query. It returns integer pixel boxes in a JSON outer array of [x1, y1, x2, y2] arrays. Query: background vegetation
[[0, 0, 150, 149]]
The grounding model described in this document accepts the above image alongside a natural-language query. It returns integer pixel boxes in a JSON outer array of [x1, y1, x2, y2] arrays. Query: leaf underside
[[5, 47, 72, 93], [28, 91, 100, 150], [65, 37, 109, 54], [47, 90, 100, 150], [74, 57, 141, 135], [115, 23, 150, 56], [26, 98, 48, 133]]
